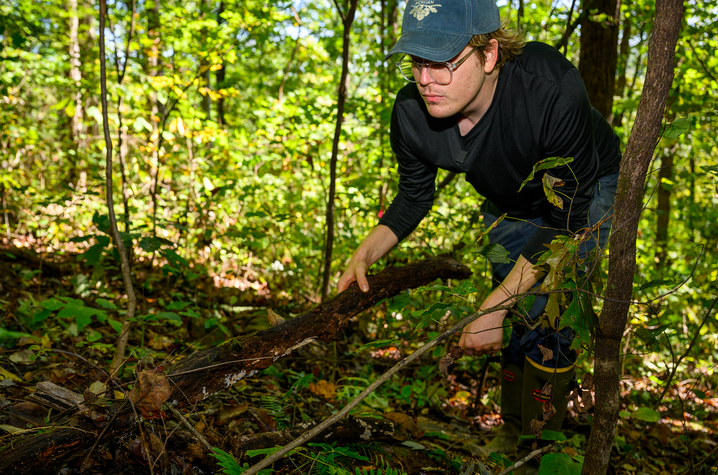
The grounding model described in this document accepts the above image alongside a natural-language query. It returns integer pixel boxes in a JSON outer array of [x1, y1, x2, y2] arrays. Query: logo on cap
[[410, 1, 442, 21]]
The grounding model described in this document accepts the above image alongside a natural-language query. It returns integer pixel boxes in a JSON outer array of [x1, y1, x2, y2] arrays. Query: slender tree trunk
[[99, 0, 139, 376], [147, 0, 162, 237], [201, 0, 211, 120], [612, 13, 632, 127], [67, 0, 83, 186], [582, 1, 684, 473], [655, 151, 674, 267], [578, 0, 620, 119], [320, 0, 359, 301], [216, 1, 226, 126]]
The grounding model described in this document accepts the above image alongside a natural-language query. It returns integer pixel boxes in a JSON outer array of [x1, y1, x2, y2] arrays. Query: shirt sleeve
[[521, 68, 600, 263], [378, 101, 438, 242]]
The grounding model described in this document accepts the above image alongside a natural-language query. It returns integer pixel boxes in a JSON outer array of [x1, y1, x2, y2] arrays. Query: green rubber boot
[[479, 355, 523, 455], [513, 358, 575, 475]]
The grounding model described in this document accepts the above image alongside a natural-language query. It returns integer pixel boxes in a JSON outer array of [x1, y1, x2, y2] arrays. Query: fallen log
[[0, 257, 471, 474]]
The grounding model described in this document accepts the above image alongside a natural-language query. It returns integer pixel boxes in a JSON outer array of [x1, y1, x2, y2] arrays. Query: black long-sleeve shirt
[[378, 42, 622, 263]]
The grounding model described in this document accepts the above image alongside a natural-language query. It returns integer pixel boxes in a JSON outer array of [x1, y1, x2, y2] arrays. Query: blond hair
[[469, 21, 525, 71]]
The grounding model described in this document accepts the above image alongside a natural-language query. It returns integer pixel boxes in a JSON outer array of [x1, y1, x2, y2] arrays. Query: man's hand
[[337, 257, 370, 293], [459, 255, 544, 356], [458, 310, 506, 356], [336, 225, 398, 293]]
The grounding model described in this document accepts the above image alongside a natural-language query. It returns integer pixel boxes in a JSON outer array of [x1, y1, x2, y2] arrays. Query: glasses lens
[[428, 63, 451, 85], [398, 60, 416, 82], [397, 59, 452, 85]]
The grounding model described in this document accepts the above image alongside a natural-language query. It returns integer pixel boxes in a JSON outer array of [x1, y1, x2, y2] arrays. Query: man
[[337, 0, 621, 466]]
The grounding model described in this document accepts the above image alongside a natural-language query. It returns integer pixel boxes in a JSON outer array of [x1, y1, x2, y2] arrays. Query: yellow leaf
[[267, 308, 285, 327], [0, 367, 21, 382], [210, 63, 223, 71], [308, 380, 336, 401]]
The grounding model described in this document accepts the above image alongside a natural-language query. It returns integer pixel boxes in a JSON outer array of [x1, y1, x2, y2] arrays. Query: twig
[[168, 406, 212, 451], [496, 444, 554, 475], [80, 411, 120, 472], [241, 302, 515, 475]]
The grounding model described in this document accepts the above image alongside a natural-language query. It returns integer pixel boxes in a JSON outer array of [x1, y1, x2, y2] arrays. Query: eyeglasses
[[396, 46, 480, 85]]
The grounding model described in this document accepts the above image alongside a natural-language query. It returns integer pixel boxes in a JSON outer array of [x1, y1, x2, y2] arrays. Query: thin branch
[[242, 300, 517, 475], [168, 406, 212, 451], [497, 444, 554, 475]]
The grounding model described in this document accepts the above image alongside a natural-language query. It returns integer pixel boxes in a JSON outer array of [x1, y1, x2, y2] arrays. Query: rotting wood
[[0, 256, 471, 474]]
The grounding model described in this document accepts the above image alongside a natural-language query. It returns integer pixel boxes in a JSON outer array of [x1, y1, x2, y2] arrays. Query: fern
[[261, 395, 290, 428], [209, 448, 274, 475]]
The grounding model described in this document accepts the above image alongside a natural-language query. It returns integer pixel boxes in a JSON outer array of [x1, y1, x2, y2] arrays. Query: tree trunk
[[578, 0, 619, 119], [216, 1, 226, 126], [655, 151, 674, 267], [581, 1, 684, 473], [612, 13, 632, 127], [320, 0, 359, 301], [0, 257, 470, 474]]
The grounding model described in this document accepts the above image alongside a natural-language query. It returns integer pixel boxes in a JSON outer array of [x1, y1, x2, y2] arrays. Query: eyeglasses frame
[[396, 46, 481, 85]]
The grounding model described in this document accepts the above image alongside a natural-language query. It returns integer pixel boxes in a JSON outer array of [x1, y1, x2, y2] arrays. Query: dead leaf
[[250, 407, 276, 432], [7, 401, 46, 428], [9, 349, 35, 365], [129, 370, 171, 419], [530, 418, 546, 438], [538, 345, 553, 364], [384, 411, 424, 439], [216, 403, 249, 425], [267, 308, 286, 327], [542, 172, 565, 209], [308, 380, 337, 401], [543, 401, 557, 421], [439, 346, 464, 377]]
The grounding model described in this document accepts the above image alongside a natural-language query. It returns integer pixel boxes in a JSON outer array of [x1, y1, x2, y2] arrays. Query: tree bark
[[582, 1, 684, 473], [0, 257, 470, 474], [578, 0, 620, 119], [320, 0, 359, 301]]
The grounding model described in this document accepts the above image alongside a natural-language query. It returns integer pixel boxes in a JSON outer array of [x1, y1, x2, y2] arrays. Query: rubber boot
[[513, 358, 575, 474], [479, 355, 523, 455]]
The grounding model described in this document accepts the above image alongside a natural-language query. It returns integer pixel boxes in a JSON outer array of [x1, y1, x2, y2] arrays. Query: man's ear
[[483, 39, 499, 73]]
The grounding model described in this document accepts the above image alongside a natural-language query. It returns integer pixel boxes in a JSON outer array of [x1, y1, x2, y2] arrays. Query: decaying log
[[0, 257, 471, 474]]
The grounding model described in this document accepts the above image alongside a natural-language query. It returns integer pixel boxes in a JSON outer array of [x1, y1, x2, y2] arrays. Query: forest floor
[[0, 244, 716, 475]]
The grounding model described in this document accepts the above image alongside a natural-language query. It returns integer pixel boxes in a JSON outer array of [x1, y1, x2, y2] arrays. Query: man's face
[[412, 41, 498, 121]]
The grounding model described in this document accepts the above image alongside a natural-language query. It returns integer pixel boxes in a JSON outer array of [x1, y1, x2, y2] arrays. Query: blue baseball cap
[[386, 0, 501, 62]]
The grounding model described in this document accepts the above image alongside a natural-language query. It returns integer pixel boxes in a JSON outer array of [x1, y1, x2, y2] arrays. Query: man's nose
[[418, 65, 435, 86]]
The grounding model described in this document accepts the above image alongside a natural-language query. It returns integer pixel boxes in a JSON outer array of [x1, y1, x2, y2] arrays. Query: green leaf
[[108, 319, 123, 333], [661, 117, 693, 139], [401, 441, 426, 450], [541, 430, 567, 441], [152, 312, 182, 324], [0, 328, 36, 341], [31, 308, 53, 325], [166, 301, 191, 311], [538, 453, 582, 475], [95, 298, 117, 310], [40, 298, 65, 311], [518, 157, 574, 192], [245, 446, 285, 457], [354, 339, 400, 353], [85, 329, 103, 342], [476, 243, 511, 264], [631, 407, 660, 423], [637, 279, 676, 292], [694, 389, 706, 399]]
